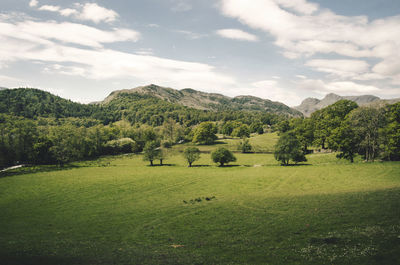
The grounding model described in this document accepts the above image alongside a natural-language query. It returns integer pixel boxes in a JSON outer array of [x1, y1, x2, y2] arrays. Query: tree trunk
[[150, 160, 153, 166], [160, 159, 163, 166], [188, 162, 192, 167]]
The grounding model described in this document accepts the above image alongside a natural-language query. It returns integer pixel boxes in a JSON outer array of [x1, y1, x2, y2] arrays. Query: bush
[[104, 138, 139, 155], [211, 147, 236, 166]]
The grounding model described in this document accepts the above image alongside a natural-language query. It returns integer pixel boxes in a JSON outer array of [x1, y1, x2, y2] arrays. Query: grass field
[[1, 134, 400, 264]]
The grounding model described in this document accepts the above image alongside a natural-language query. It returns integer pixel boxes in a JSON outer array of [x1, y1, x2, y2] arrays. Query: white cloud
[[250, 79, 302, 105], [219, 0, 400, 84], [298, 79, 381, 95], [75, 3, 118, 24], [296, 75, 307, 79], [38, 5, 60, 12], [216, 28, 258, 42], [175, 30, 207, 40], [0, 20, 140, 48], [0, 16, 235, 93], [29, 0, 38, 7], [34, 3, 118, 24], [305, 59, 370, 79]]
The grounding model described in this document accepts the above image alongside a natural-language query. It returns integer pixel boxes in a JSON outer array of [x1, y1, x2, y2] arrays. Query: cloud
[[305, 59, 370, 79], [75, 3, 118, 23], [29, 0, 38, 7], [0, 20, 140, 48], [298, 79, 381, 95], [175, 30, 208, 40], [38, 5, 60, 12], [216, 28, 258, 42], [250, 79, 302, 105], [33, 2, 118, 24], [219, 0, 400, 83], [0, 16, 235, 93]]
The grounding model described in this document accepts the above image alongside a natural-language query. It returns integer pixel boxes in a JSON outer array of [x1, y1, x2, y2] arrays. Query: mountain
[[295, 93, 400, 116], [101, 84, 302, 116]]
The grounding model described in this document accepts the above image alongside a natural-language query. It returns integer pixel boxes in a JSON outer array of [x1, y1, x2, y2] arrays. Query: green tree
[[328, 122, 359, 162], [183, 147, 201, 167], [232, 124, 250, 138], [250, 122, 264, 134], [238, 138, 252, 153], [193, 122, 218, 145], [211, 147, 236, 166], [380, 102, 400, 160], [348, 107, 385, 161], [274, 132, 306, 166], [143, 140, 161, 166]]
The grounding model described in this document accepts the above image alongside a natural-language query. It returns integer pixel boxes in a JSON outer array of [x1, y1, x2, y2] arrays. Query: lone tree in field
[[183, 147, 201, 167], [211, 147, 236, 167], [192, 122, 218, 145], [238, 137, 252, 153], [143, 140, 161, 166], [274, 132, 306, 166]]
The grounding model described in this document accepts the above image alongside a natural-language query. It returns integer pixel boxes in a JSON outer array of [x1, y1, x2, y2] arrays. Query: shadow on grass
[[146, 164, 177, 167], [0, 164, 82, 178], [0, 254, 89, 265], [189, 165, 211, 167], [279, 163, 312, 167]]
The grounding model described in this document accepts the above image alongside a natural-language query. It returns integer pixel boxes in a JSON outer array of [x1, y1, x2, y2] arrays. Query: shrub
[[211, 147, 236, 166]]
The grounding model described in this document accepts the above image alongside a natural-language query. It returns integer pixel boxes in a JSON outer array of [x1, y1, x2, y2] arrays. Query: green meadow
[[1, 134, 399, 264]]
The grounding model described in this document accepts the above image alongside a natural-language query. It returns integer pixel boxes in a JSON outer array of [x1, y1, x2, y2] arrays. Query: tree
[[143, 140, 161, 166], [192, 122, 218, 145], [328, 122, 359, 162], [348, 107, 385, 161], [211, 147, 236, 166], [238, 138, 252, 153], [274, 132, 306, 165], [380, 102, 400, 161], [250, 122, 264, 134], [232, 124, 250, 138], [183, 147, 201, 167], [312, 100, 358, 149]]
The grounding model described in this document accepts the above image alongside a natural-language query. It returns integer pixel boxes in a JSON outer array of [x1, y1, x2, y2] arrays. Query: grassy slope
[[0, 136, 400, 265]]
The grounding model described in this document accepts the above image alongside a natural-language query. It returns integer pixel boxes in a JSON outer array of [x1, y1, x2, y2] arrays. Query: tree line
[[274, 100, 400, 165]]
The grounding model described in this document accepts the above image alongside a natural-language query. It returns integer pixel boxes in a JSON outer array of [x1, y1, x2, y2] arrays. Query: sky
[[0, 0, 399, 106]]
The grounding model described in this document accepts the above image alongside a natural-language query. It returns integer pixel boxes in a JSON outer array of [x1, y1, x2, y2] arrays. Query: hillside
[[101, 84, 302, 116], [295, 93, 400, 116], [0, 88, 99, 119]]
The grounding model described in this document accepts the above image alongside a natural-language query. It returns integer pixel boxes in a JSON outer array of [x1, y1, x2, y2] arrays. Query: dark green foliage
[[328, 122, 358, 162], [348, 107, 385, 161], [192, 122, 218, 145], [274, 132, 306, 165], [250, 122, 264, 134], [380, 102, 400, 160], [211, 147, 236, 166], [0, 88, 98, 119], [183, 147, 201, 167], [238, 138, 252, 153], [311, 100, 358, 149]]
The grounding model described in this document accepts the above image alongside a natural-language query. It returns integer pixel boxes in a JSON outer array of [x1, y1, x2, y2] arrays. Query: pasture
[[0, 134, 399, 264]]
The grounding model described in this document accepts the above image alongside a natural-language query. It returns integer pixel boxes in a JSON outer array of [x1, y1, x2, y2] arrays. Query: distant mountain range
[[1, 85, 399, 119], [295, 93, 400, 116], [101, 84, 302, 116]]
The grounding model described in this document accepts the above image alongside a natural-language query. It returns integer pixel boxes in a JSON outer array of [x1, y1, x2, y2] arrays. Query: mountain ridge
[[295, 93, 400, 116], [101, 84, 303, 116]]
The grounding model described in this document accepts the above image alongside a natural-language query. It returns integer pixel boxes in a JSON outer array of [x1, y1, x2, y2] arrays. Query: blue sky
[[0, 0, 399, 106]]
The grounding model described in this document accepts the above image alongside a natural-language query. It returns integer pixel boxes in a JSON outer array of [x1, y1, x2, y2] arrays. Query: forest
[[0, 88, 399, 168]]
